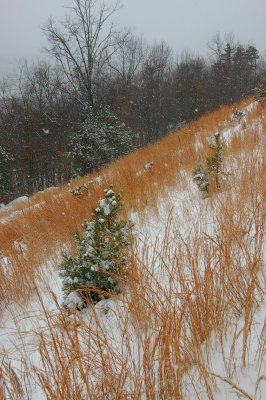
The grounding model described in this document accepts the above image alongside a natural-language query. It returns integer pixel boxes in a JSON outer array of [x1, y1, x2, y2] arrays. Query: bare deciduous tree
[[109, 32, 146, 86], [207, 32, 236, 61], [43, 0, 123, 105]]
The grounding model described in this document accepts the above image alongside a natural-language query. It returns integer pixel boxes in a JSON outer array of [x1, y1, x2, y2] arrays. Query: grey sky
[[0, 0, 265, 77]]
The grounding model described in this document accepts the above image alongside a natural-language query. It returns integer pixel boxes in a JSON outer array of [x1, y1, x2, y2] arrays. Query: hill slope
[[0, 97, 265, 399]]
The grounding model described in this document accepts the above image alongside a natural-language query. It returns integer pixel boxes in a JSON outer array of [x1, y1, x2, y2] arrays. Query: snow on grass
[[0, 99, 265, 398], [183, 297, 266, 399]]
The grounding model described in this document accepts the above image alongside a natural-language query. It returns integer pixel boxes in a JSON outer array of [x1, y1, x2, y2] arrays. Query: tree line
[[0, 0, 265, 203]]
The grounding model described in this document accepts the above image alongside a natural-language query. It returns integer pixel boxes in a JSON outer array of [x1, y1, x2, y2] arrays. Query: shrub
[[70, 104, 133, 175], [192, 165, 209, 194], [59, 185, 132, 309], [193, 133, 223, 196], [232, 108, 245, 123]]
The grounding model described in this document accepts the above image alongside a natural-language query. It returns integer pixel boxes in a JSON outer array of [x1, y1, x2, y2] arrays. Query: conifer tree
[[193, 133, 223, 196], [206, 132, 223, 190], [70, 104, 133, 175], [192, 165, 209, 194], [232, 108, 245, 123], [97, 106, 133, 161], [59, 185, 132, 310], [70, 104, 108, 175]]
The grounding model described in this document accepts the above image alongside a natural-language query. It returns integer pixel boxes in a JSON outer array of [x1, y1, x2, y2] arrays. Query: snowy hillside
[[0, 97, 265, 399]]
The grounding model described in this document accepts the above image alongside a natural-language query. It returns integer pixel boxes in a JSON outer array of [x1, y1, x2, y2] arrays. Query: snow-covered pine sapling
[[192, 165, 209, 195], [193, 133, 223, 196], [206, 132, 223, 191], [232, 108, 245, 123], [70, 179, 94, 196], [59, 185, 132, 310]]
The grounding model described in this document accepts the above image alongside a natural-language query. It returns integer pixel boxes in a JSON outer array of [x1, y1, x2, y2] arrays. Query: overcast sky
[[0, 0, 265, 77]]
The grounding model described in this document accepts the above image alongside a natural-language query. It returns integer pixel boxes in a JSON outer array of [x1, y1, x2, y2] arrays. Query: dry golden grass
[[0, 96, 265, 399], [0, 97, 255, 302]]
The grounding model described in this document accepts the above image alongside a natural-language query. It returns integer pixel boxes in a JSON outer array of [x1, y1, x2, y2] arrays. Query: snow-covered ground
[[0, 102, 265, 399]]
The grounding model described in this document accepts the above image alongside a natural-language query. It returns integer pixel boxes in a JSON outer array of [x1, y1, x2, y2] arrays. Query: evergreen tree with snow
[[232, 108, 245, 123], [59, 185, 132, 310], [97, 106, 133, 161], [70, 104, 133, 175], [192, 165, 209, 194], [70, 104, 107, 175], [0, 146, 14, 202], [193, 133, 223, 196]]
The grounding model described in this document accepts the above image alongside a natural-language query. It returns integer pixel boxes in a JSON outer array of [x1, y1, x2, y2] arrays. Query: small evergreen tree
[[232, 108, 245, 123], [192, 165, 209, 194], [97, 106, 133, 162], [206, 132, 223, 190], [192, 133, 223, 196], [70, 104, 133, 176], [59, 185, 132, 310], [70, 104, 108, 175], [253, 80, 266, 102]]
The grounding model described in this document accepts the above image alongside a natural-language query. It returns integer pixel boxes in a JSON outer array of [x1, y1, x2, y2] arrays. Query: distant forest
[[0, 0, 265, 203]]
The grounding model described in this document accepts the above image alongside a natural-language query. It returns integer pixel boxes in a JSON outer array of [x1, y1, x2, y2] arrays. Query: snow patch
[[62, 291, 84, 310]]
